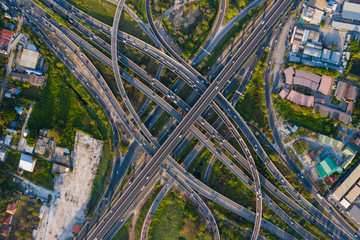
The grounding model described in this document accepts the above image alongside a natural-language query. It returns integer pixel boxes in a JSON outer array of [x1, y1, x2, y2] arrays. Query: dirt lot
[[35, 132, 103, 240]]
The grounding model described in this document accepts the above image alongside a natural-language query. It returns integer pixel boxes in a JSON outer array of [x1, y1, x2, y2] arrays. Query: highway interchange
[[6, 0, 360, 239]]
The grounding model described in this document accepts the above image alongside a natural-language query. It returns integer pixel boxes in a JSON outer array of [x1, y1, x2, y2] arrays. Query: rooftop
[[19, 49, 40, 69], [317, 75, 333, 95], [318, 134, 343, 148], [316, 155, 342, 178], [342, 2, 360, 21], [18, 154, 36, 172], [286, 90, 315, 107], [6, 202, 17, 215]]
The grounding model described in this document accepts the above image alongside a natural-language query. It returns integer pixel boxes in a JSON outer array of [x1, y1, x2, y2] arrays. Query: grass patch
[[177, 137, 199, 162], [87, 139, 112, 214], [188, 148, 213, 181], [65, 0, 116, 26], [119, 12, 153, 45], [126, 0, 147, 23], [113, 215, 133, 240], [141, 100, 157, 122], [150, 112, 172, 136], [177, 83, 193, 101]]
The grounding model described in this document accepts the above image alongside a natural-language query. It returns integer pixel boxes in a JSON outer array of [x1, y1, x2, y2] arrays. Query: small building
[[11, 72, 46, 87], [14, 106, 24, 115], [18, 154, 36, 172], [4, 92, 11, 98], [0, 149, 6, 162], [19, 49, 40, 69], [3, 214, 13, 225], [72, 224, 81, 235], [335, 81, 358, 102], [6, 202, 18, 215], [34, 134, 51, 155], [5, 128, 17, 135], [318, 134, 343, 149], [315, 155, 342, 178], [341, 145, 357, 169], [1, 29, 12, 41], [303, 46, 323, 59], [307, 0, 326, 10], [4, 135, 12, 145], [51, 163, 69, 174], [351, 134, 360, 148]]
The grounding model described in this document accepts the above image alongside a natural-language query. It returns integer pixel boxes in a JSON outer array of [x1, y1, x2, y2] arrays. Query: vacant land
[[188, 148, 213, 181]]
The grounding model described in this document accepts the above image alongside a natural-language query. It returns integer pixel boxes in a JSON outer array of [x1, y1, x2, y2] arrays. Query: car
[[179, 134, 182, 138], [116, 171, 119, 174], [120, 218, 124, 222]]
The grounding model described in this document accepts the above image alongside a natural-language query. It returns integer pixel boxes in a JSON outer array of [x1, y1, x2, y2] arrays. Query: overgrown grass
[[126, 0, 147, 23], [113, 215, 132, 240], [273, 97, 337, 136], [177, 137, 199, 162], [225, 0, 253, 23], [293, 139, 309, 155], [87, 140, 112, 213], [23, 25, 110, 149], [23, 159, 55, 190], [188, 148, 213, 181]]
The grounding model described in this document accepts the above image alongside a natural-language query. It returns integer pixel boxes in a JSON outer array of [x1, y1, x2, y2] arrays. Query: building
[[318, 134, 343, 148], [6, 202, 18, 215], [335, 81, 358, 102], [52, 146, 70, 166], [301, 6, 324, 25], [18, 154, 36, 172], [341, 145, 357, 169], [3, 214, 13, 225], [351, 134, 360, 148], [321, 49, 341, 65], [314, 103, 352, 124], [307, 0, 326, 10], [293, 76, 319, 91], [315, 155, 342, 178], [332, 20, 360, 32], [19, 49, 40, 69], [0, 149, 6, 162], [0, 225, 11, 238], [303, 46, 323, 59], [286, 90, 315, 107], [11, 72, 46, 87], [34, 134, 51, 155], [348, 205, 360, 224], [342, 2, 360, 21], [317, 75, 334, 95], [0, 29, 12, 54]]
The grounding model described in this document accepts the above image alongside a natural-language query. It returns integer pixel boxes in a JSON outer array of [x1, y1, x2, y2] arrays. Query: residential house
[[6, 202, 18, 215], [18, 154, 36, 172]]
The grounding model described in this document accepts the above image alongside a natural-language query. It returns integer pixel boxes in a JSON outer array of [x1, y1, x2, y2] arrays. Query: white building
[[0, 149, 6, 162], [18, 154, 36, 172]]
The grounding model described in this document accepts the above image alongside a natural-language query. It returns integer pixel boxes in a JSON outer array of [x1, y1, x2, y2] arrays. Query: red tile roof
[[6, 202, 18, 215], [3, 214, 12, 225], [1, 29, 12, 41], [0, 225, 10, 237], [72, 224, 81, 234]]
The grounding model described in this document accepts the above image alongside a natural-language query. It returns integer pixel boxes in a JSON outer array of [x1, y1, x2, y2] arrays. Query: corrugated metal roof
[[317, 75, 333, 95], [333, 164, 360, 201]]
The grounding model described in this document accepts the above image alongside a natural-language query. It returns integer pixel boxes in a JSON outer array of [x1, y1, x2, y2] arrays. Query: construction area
[[35, 132, 103, 240]]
